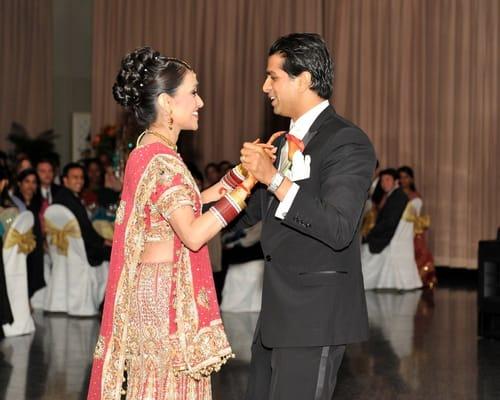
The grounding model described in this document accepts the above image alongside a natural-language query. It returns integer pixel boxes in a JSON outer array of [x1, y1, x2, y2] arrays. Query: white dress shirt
[[275, 100, 330, 219]]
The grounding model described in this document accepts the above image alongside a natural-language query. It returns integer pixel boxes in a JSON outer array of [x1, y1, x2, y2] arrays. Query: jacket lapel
[[264, 106, 336, 217]]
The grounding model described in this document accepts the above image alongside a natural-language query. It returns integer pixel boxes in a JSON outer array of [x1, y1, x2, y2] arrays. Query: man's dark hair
[[379, 168, 399, 181], [269, 33, 334, 99], [35, 158, 55, 169], [62, 162, 84, 178]]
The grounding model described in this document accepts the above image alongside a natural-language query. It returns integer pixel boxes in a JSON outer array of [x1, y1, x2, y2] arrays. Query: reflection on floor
[[1, 287, 499, 399]]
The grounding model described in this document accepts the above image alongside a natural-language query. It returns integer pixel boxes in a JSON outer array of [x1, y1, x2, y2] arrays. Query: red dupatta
[[87, 143, 232, 400]]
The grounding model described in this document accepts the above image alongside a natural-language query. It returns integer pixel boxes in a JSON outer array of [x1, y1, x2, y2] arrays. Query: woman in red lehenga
[[398, 166, 437, 289], [87, 47, 273, 400]]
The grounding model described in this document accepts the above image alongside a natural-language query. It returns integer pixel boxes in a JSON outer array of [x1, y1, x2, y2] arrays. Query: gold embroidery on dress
[[196, 288, 210, 309], [115, 200, 126, 225], [93, 335, 105, 359]]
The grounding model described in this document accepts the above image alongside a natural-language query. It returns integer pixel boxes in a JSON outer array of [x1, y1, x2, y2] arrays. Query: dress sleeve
[[149, 155, 197, 219]]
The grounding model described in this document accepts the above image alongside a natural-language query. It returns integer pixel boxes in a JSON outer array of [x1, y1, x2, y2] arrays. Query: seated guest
[[362, 168, 423, 290], [363, 168, 409, 253], [204, 162, 220, 188], [13, 169, 45, 298], [398, 166, 437, 288], [53, 162, 112, 266], [81, 158, 120, 214], [15, 155, 33, 176], [0, 167, 16, 332], [218, 160, 233, 176], [36, 158, 60, 211]]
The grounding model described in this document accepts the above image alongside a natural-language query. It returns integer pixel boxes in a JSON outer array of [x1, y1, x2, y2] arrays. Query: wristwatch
[[267, 172, 285, 194]]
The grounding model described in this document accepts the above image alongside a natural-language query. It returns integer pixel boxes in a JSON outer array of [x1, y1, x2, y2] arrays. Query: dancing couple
[[88, 33, 376, 400]]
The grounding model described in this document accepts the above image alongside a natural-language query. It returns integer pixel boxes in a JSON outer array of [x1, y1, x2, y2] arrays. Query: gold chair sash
[[45, 219, 81, 256], [403, 204, 431, 235], [4, 228, 36, 254]]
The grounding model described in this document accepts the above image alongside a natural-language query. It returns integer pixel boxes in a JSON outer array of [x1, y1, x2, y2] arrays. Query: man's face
[[262, 54, 301, 119], [63, 168, 84, 195], [37, 162, 54, 187], [380, 174, 397, 193]]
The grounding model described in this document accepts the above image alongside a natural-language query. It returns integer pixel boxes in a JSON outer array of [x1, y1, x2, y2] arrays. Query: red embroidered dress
[[87, 142, 232, 400]]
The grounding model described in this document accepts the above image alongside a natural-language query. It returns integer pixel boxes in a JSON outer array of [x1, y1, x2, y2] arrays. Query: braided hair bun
[[112, 47, 192, 127]]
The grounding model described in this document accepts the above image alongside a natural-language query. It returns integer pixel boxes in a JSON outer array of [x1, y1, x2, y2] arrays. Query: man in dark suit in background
[[53, 163, 111, 266], [239, 33, 376, 400], [36, 158, 60, 213], [363, 168, 409, 253]]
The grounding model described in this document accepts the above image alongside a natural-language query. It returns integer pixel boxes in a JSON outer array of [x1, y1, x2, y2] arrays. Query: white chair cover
[[362, 198, 423, 290], [44, 204, 108, 316], [2, 211, 36, 336], [220, 223, 264, 313]]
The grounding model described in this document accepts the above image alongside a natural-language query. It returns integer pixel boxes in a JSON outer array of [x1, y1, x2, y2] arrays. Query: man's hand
[[240, 142, 277, 185]]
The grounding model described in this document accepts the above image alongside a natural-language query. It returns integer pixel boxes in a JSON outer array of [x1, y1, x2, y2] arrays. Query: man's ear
[[297, 71, 313, 92]]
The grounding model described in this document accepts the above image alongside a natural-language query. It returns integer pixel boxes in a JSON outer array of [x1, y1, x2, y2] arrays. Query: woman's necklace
[[138, 129, 177, 151]]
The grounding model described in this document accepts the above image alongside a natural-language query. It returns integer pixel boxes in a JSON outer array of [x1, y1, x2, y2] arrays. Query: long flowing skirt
[[125, 261, 211, 400]]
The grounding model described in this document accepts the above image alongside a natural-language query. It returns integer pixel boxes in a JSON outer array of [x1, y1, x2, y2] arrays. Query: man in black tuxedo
[[239, 33, 376, 400], [363, 168, 409, 253], [53, 163, 111, 266], [36, 158, 60, 209]]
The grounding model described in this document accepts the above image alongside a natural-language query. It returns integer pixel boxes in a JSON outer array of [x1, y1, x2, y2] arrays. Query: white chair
[[220, 223, 264, 312], [2, 211, 36, 336], [362, 198, 423, 290], [44, 204, 108, 316]]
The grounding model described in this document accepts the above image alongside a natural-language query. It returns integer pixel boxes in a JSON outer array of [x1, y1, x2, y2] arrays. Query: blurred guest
[[36, 158, 60, 212], [13, 168, 45, 298], [0, 166, 16, 331], [81, 158, 120, 214], [363, 168, 408, 253], [218, 160, 233, 176], [204, 162, 220, 187], [186, 162, 204, 191], [0, 151, 8, 170], [53, 163, 112, 266], [398, 166, 437, 288], [15, 156, 32, 175], [98, 153, 112, 169]]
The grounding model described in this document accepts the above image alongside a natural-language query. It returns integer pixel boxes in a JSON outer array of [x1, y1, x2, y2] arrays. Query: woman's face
[[398, 171, 413, 190], [169, 71, 204, 131], [20, 174, 37, 200]]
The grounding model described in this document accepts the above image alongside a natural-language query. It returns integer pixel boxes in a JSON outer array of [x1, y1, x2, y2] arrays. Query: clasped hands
[[239, 131, 285, 191]]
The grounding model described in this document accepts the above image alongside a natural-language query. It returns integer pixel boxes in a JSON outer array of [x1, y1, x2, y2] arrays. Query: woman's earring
[[168, 108, 174, 131]]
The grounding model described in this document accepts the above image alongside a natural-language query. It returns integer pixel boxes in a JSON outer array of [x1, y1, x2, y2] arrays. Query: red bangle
[[220, 165, 247, 191], [210, 194, 244, 227]]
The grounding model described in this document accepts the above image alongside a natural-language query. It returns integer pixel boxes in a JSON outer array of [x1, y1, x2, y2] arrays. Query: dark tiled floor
[[1, 287, 499, 399]]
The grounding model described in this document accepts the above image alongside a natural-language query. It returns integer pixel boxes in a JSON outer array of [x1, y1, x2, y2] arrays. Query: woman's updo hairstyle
[[112, 46, 192, 127]]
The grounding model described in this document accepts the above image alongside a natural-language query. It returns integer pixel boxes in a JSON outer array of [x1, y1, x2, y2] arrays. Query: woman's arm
[[168, 205, 224, 252]]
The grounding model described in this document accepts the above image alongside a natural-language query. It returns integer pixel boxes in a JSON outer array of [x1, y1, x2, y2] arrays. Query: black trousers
[[245, 332, 346, 400]]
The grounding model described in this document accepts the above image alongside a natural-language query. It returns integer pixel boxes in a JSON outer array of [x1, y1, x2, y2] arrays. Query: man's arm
[[367, 193, 408, 239], [281, 128, 376, 251]]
